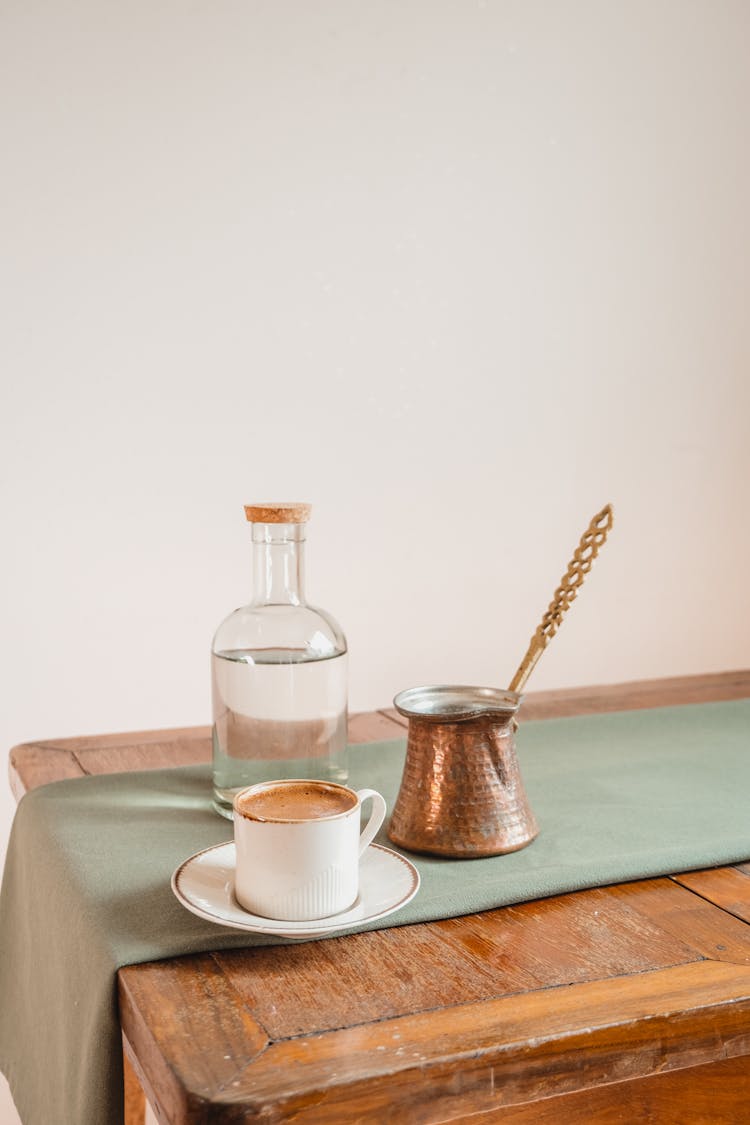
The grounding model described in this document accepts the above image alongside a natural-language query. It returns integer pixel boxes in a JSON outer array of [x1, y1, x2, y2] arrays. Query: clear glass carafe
[[211, 503, 348, 818]]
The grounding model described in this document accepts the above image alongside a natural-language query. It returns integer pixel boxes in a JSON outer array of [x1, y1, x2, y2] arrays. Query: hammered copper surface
[[388, 707, 538, 858]]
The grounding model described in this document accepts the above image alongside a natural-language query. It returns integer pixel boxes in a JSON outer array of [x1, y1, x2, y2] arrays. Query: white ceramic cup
[[233, 779, 387, 921]]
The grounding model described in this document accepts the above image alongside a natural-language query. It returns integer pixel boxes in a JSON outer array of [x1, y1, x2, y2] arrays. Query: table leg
[[123, 1046, 146, 1125]]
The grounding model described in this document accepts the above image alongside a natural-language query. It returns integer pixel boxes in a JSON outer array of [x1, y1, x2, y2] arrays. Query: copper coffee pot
[[388, 505, 614, 859], [387, 685, 536, 857]]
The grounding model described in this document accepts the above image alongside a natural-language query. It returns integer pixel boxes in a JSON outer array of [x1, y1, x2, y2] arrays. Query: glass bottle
[[211, 503, 348, 818]]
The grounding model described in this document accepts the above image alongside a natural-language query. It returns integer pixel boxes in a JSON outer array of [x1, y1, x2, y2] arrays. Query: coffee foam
[[235, 781, 356, 823]]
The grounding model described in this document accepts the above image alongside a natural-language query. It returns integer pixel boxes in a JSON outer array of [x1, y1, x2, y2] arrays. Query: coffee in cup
[[233, 779, 387, 921], [235, 780, 356, 822]]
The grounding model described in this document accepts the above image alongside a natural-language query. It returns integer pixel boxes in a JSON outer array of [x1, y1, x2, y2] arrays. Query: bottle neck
[[250, 522, 306, 606]]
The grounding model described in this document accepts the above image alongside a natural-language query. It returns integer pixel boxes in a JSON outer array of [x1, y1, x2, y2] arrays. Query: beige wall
[[1, 2, 749, 1117]]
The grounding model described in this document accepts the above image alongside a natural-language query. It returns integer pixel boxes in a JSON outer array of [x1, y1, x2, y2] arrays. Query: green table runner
[[1, 699, 749, 1125]]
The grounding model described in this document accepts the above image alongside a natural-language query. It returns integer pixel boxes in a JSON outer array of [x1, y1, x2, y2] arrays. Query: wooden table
[[9, 671, 750, 1123]]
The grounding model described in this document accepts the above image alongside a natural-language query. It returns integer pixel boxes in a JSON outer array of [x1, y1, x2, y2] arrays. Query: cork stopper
[[244, 503, 312, 524]]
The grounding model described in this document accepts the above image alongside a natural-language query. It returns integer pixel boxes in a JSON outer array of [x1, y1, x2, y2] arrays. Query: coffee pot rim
[[393, 684, 522, 722]]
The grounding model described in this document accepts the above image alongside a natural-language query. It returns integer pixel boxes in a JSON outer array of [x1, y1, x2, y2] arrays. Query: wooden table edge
[[117, 957, 750, 1123]]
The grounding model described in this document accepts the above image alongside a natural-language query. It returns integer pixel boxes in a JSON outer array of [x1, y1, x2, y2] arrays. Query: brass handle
[[509, 504, 614, 695]]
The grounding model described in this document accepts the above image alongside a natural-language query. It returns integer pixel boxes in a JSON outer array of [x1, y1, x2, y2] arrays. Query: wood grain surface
[[8, 670, 750, 1124], [452, 1055, 750, 1124], [117, 881, 750, 1123]]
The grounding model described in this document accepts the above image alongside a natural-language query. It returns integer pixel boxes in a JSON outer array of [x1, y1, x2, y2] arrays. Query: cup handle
[[355, 789, 387, 856]]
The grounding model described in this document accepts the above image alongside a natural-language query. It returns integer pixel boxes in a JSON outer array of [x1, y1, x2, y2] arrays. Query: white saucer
[[172, 841, 420, 939]]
